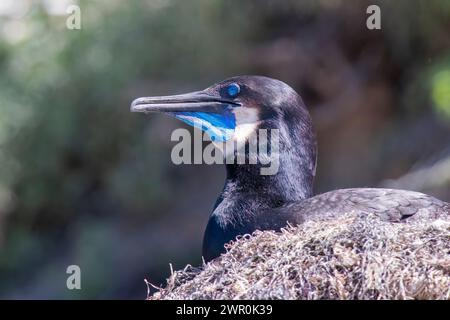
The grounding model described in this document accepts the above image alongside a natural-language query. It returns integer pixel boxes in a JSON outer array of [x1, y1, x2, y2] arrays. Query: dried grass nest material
[[150, 212, 450, 300]]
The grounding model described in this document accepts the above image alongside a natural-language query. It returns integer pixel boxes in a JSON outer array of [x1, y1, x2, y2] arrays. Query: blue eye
[[226, 83, 240, 97]]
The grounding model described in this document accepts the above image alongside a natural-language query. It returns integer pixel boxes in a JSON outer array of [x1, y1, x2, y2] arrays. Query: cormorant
[[131, 75, 450, 262]]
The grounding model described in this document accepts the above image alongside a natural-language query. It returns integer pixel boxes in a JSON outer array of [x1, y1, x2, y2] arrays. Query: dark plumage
[[131, 75, 450, 262]]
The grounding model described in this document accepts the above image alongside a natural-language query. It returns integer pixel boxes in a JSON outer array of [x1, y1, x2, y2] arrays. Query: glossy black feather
[[200, 76, 449, 262]]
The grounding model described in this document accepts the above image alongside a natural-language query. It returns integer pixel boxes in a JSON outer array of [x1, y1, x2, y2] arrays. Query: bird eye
[[226, 83, 240, 98]]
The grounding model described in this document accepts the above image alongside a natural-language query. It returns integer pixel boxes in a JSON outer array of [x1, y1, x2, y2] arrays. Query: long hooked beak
[[130, 90, 239, 114]]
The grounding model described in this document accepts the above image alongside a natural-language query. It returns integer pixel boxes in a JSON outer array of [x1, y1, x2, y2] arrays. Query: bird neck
[[223, 106, 317, 205], [223, 136, 316, 207], [203, 133, 316, 260]]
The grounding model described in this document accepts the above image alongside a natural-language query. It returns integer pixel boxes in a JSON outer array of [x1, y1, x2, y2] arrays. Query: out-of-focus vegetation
[[0, 0, 449, 298]]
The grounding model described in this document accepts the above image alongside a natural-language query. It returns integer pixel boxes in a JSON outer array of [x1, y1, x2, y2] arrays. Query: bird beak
[[130, 89, 241, 142], [130, 90, 239, 114]]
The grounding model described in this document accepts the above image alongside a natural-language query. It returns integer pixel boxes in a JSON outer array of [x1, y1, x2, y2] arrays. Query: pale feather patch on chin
[[233, 107, 260, 125], [232, 107, 260, 144], [233, 122, 259, 144], [211, 123, 259, 158], [211, 107, 260, 156]]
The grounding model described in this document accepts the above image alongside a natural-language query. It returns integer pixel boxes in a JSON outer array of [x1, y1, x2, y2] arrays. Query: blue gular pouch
[[171, 109, 236, 142]]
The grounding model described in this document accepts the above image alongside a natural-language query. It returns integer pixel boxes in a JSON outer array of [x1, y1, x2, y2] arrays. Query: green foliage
[[432, 69, 450, 120], [0, 0, 247, 297]]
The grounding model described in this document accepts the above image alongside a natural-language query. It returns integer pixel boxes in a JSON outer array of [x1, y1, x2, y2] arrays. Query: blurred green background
[[0, 0, 449, 299]]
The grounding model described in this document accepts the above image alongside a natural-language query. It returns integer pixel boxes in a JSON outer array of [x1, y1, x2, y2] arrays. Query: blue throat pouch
[[171, 110, 236, 142]]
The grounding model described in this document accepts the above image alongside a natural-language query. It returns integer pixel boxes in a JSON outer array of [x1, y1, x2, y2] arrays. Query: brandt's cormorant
[[131, 75, 450, 262]]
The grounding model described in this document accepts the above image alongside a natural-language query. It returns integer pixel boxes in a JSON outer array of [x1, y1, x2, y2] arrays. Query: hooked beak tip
[[130, 98, 145, 113]]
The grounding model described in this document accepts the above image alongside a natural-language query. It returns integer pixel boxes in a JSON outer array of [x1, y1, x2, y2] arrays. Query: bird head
[[131, 75, 308, 142], [131, 75, 316, 182], [131, 75, 316, 196]]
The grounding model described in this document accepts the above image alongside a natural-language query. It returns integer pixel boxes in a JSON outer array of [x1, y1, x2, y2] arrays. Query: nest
[[150, 212, 450, 300]]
